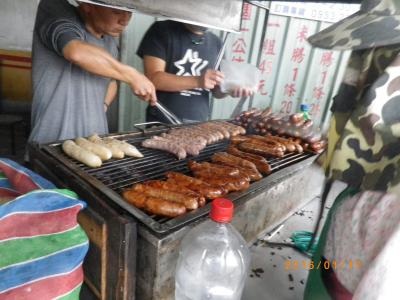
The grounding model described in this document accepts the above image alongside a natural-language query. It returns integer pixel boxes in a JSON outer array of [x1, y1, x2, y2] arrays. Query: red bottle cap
[[210, 198, 234, 223]]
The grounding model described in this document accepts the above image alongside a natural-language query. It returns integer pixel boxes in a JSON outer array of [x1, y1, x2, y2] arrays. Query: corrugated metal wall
[[118, 2, 356, 132]]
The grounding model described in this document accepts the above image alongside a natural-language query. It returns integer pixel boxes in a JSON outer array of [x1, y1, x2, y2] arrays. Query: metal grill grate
[[42, 129, 316, 233], [85, 138, 231, 193]]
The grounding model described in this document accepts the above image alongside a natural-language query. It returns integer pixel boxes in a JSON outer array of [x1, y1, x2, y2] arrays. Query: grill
[[29, 122, 323, 300], [41, 123, 315, 234]]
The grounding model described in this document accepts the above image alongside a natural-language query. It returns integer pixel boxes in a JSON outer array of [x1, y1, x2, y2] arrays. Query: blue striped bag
[[0, 158, 89, 300]]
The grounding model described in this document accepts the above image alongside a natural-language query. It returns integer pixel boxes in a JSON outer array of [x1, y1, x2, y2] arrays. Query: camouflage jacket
[[323, 45, 400, 194]]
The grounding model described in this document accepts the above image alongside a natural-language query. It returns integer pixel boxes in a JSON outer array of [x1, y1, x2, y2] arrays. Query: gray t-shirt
[[29, 0, 118, 144]]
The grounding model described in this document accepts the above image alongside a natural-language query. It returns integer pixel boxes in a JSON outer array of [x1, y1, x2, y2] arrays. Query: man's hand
[[199, 69, 224, 90], [129, 70, 157, 106], [212, 85, 255, 99], [229, 87, 254, 98]]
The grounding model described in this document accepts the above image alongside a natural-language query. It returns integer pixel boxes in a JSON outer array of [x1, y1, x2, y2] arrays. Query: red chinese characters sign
[[231, 3, 253, 63], [309, 51, 335, 118], [231, 38, 247, 63], [280, 24, 309, 114]]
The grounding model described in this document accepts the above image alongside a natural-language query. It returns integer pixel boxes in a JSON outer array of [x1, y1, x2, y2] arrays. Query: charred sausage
[[143, 180, 206, 207], [256, 135, 297, 153], [188, 161, 240, 177], [211, 153, 262, 181], [211, 152, 258, 171], [122, 190, 186, 217], [238, 141, 285, 158], [227, 146, 272, 174], [133, 184, 198, 210], [166, 172, 226, 199], [193, 172, 250, 192]]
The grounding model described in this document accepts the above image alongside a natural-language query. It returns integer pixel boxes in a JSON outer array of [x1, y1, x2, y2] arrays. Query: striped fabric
[[0, 158, 55, 198], [0, 158, 89, 300]]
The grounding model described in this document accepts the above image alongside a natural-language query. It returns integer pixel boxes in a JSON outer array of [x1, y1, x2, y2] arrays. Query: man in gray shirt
[[29, 0, 157, 144]]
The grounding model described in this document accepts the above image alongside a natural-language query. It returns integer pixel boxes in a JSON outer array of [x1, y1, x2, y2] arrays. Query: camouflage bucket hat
[[308, 0, 400, 50]]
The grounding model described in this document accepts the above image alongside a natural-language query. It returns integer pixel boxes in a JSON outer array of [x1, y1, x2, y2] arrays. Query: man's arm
[[63, 40, 157, 105], [104, 80, 118, 112], [143, 55, 224, 91]]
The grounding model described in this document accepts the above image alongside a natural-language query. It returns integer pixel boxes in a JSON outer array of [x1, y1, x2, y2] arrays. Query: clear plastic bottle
[[175, 198, 250, 300], [300, 103, 311, 121]]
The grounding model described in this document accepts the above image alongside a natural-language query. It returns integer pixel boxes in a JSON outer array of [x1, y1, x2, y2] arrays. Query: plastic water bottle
[[175, 198, 250, 300], [300, 103, 311, 121]]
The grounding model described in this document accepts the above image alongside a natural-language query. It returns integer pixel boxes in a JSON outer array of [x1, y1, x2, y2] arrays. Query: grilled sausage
[[192, 167, 251, 184], [302, 119, 313, 129], [170, 128, 214, 144], [293, 143, 304, 153], [164, 131, 208, 146], [166, 172, 226, 199], [194, 172, 250, 192], [290, 113, 304, 124], [88, 134, 125, 159], [231, 135, 286, 153], [217, 121, 246, 136], [310, 140, 326, 152], [238, 141, 285, 158], [235, 165, 263, 181], [198, 123, 230, 139], [231, 135, 249, 145], [75, 137, 112, 161], [143, 180, 206, 207], [103, 137, 144, 158], [188, 161, 240, 177], [211, 153, 262, 181], [122, 189, 186, 217], [211, 152, 258, 172], [227, 146, 272, 174], [142, 139, 187, 160], [133, 184, 198, 210], [161, 133, 207, 147], [151, 136, 203, 156], [304, 133, 322, 144], [255, 135, 297, 153], [188, 126, 221, 143], [211, 162, 262, 181], [62, 140, 102, 168], [247, 135, 286, 152]]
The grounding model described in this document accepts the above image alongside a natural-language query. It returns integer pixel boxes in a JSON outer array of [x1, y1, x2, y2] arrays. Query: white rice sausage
[[62, 140, 102, 168], [103, 138, 144, 158], [75, 137, 112, 161], [88, 134, 124, 159]]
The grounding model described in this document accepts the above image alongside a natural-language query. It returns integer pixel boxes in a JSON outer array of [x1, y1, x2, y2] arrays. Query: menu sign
[[270, 2, 360, 23]]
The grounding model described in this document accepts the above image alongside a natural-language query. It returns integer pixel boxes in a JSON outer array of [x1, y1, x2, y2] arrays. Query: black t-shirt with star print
[[137, 20, 222, 123]]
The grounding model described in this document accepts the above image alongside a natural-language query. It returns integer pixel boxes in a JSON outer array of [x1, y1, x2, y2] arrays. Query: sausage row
[[232, 107, 326, 153], [62, 134, 144, 168]]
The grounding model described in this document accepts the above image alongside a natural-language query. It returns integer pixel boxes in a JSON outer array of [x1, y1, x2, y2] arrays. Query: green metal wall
[[118, 3, 354, 132]]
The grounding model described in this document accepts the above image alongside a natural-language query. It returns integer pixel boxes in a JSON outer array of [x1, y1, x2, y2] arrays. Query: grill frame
[[40, 123, 316, 234]]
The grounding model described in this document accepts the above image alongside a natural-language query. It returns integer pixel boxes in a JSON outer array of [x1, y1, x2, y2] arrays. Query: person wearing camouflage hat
[[309, 0, 400, 51], [304, 0, 400, 299]]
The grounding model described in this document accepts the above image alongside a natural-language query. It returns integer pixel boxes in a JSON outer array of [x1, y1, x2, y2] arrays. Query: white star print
[[174, 49, 209, 76]]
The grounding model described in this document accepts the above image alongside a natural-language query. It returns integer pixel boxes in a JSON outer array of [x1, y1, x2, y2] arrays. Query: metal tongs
[[155, 102, 182, 125]]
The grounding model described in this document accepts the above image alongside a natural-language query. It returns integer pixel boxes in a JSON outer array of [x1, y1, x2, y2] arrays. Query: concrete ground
[[242, 181, 346, 300]]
